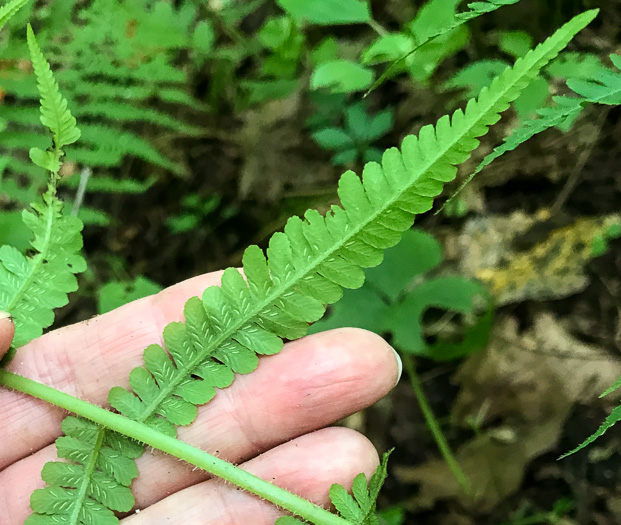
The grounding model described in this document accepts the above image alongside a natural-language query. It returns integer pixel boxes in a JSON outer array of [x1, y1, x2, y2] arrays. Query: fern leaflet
[[29, 10, 597, 524], [27, 24, 81, 150], [0, 0, 30, 32], [26, 417, 142, 525], [106, 8, 598, 437], [276, 451, 392, 525]]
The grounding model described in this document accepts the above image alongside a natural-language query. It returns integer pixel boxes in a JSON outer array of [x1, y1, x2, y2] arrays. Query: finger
[[122, 428, 379, 525], [0, 329, 400, 522], [0, 311, 15, 360], [0, 272, 225, 467]]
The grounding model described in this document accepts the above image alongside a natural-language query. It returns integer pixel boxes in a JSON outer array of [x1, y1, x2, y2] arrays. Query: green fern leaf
[[443, 52, 621, 209], [30, 10, 597, 524], [559, 405, 621, 459], [367, 0, 519, 93], [27, 24, 81, 150], [600, 374, 621, 398], [566, 53, 621, 104], [0, 0, 31, 32], [106, 9, 597, 437], [25, 417, 142, 525], [327, 450, 392, 525], [0, 184, 86, 350]]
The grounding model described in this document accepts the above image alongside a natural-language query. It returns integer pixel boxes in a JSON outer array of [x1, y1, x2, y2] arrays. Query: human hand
[[0, 271, 401, 524]]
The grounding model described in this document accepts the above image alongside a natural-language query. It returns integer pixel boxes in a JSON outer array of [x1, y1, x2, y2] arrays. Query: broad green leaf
[[311, 60, 374, 93], [277, 0, 371, 25]]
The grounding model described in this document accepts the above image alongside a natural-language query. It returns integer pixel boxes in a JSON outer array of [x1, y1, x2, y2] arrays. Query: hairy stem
[[0, 370, 350, 525], [401, 354, 471, 496]]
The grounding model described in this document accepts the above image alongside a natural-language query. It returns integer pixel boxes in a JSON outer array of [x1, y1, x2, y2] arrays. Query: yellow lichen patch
[[474, 214, 621, 304]]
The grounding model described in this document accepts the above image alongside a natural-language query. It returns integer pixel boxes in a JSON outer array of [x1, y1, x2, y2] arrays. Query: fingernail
[[0, 311, 13, 322], [391, 346, 402, 386]]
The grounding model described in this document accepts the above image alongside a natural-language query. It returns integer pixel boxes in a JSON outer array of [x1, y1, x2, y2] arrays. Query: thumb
[[0, 312, 15, 360]]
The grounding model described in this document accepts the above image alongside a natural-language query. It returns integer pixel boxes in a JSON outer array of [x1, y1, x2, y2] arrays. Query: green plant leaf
[[312, 128, 355, 150], [97, 276, 163, 315], [366, 229, 443, 302], [0, 184, 86, 350], [29, 147, 61, 172], [311, 60, 375, 93], [384, 277, 492, 359], [277, 0, 371, 25], [28, 9, 598, 524]]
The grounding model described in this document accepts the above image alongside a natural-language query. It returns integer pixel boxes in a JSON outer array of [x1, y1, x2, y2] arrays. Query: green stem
[[0, 370, 350, 525], [367, 18, 388, 36], [401, 354, 471, 496]]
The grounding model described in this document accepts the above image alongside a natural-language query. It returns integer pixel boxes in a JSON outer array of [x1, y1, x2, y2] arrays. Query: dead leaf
[[395, 314, 621, 512]]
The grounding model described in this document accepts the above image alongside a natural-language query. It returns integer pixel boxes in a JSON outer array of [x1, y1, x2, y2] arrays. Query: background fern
[[0, 0, 207, 223]]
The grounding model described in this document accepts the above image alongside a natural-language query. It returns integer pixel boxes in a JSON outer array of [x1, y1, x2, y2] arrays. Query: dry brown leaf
[[395, 314, 621, 512]]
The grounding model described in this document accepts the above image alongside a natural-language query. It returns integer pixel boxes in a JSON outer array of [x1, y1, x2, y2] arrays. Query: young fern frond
[[26, 10, 597, 525], [0, 26, 84, 353], [0, 0, 30, 32], [443, 53, 621, 208], [27, 24, 81, 150]]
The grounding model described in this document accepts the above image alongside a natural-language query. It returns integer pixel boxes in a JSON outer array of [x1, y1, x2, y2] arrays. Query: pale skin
[[0, 271, 401, 524]]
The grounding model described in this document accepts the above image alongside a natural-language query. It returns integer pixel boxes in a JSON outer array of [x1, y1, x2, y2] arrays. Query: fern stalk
[[0, 369, 350, 525]]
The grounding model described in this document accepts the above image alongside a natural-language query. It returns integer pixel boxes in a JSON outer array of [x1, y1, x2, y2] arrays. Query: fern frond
[[26, 11, 595, 524], [105, 10, 597, 437], [566, 53, 621, 104], [74, 102, 202, 135], [275, 451, 392, 525], [0, 183, 86, 349], [73, 124, 181, 173], [0, 0, 31, 32], [443, 53, 621, 208], [0, 27, 85, 351], [27, 24, 81, 150], [367, 0, 519, 93], [25, 417, 142, 525], [457, 0, 520, 21]]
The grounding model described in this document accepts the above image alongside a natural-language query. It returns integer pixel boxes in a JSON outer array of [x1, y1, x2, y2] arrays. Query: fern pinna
[[3, 9, 598, 525]]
